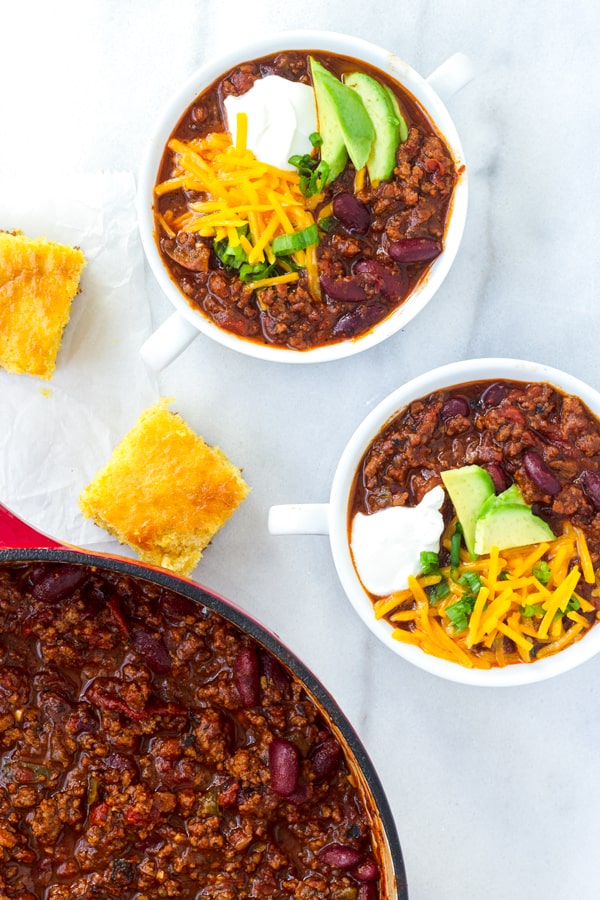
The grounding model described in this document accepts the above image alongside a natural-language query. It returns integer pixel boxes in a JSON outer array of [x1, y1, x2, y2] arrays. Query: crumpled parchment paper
[[0, 172, 160, 552]]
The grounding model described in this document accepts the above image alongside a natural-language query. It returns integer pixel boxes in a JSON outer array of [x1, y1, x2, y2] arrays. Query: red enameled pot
[[0, 502, 408, 899]]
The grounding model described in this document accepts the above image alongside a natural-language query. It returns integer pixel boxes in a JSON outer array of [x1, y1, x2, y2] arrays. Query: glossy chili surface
[[0, 563, 381, 899], [351, 378, 600, 601], [155, 50, 458, 350]]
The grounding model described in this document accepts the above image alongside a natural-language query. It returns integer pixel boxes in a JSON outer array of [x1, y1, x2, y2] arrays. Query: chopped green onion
[[566, 595, 581, 613], [497, 571, 510, 581], [446, 596, 476, 633], [214, 227, 279, 283], [427, 578, 450, 606], [458, 571, 482, 593], [450, 524, 462, 568], [420, 551, 440, 575], [288, 152, 330, 197], [272, 224, 319, 256], [532, 561, 551, 585], [317, 215, 338, 234], [309, 132, 323, 148], [521, 603, 544, 618]]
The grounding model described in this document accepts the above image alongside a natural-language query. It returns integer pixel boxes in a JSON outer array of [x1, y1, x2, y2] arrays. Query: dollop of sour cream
[[223, 75, 317, 171], [351, 485, 446, 596]]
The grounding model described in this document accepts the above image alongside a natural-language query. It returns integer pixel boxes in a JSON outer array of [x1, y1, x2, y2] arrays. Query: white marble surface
[[2, 2, 600, 898]]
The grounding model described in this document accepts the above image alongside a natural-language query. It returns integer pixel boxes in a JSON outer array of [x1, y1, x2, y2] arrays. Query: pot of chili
[[0, 503, 406, 899], [137, 30, 470, 370], [269, 358, 600, 686]]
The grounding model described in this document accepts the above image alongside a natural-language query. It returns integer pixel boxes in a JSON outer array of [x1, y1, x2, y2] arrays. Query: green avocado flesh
[[441, 465, 495, 558], [310, 58, 375, 175], [345, 72, 403, 185], [473, 504, 555, 556], [309, 58, 348, 182], [441, 465, 555, 557]]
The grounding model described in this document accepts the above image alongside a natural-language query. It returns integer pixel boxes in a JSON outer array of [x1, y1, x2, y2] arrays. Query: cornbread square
[[0, 231, 86, 379], [79, 401, 250, 575]]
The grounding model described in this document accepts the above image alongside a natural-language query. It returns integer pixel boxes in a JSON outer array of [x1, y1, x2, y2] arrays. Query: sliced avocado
[[309, 58, 348, 182], [310, 58, 374, 174], [473, 504, 555, 556], [345, 72, 400, 186], [477, 482, 526, 519], [382, 84, 409, 143], [440, 465, 495, 559]]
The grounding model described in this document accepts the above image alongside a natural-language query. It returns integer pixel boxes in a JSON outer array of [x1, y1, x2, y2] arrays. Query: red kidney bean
[[260, 651, 290, 696], [480, 382, 507, 407], [30, 565, 88, 604], [352, 855, 380, 882], [318, 843, 364, 869], [332, 192, 371, 233], [268, 738, 299, 796], [131, 626, 171, 674], [387, 237, 441, 263], [159, 591, 199, 620], [581, 470, 600, 510], [440, 397, 470, 420], [332, 303, 386, 338], [358, 884, 378, 900], [353, 258, 407, 300], [484, 463, 508, 493], [310, 738, 341, 780], [522, 450, 561, 495], [320, 274, 367, 302], [285, 781, 313, 805], [234, 645, 260, 707]]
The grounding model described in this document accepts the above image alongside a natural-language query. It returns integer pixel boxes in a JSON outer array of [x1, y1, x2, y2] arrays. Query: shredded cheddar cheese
[[383, 522, 598, 668], [154, 118, 323, 295]]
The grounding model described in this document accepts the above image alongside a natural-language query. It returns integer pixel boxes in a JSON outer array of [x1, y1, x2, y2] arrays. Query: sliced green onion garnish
[[450, 524, 462, 568], [532, 561, 551, 585], [272, 224, 319, 256], [420, 551, 440, 575], [428, 578, 450, 606]]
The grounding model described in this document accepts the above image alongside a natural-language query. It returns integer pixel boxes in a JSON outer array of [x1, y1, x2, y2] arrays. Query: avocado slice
[[440, 465, 495, 559], [473, 504, 555, 556], [309, 58, 348, 183], [382, 84, 409, 143], [477, 482, 526, 520], [310, 58, 374, 175], [345, 72, 401, 185]]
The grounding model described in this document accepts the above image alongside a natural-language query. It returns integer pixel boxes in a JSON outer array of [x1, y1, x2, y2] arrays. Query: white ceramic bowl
[[137, 30, 472, 370], [269, 358, 600, 686]]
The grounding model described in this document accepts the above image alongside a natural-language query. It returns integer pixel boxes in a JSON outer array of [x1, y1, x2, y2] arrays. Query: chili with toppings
[[0, 563, 382, 899], [350, 379, 600, 656], [154, 50, 458, 350]]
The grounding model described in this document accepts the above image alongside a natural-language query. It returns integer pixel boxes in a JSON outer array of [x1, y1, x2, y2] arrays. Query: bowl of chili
[[269, 358, 600, 686], [0, 503, 406, 898], [137, 30, 471, 370]]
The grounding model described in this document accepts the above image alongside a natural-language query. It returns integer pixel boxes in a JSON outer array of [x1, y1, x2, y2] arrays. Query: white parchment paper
[[0, 173, 160, 550]]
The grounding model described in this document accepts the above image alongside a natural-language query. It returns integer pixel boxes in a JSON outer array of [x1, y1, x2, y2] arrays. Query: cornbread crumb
[[0, 231, 86, 379], [79, 400, 250, 575]]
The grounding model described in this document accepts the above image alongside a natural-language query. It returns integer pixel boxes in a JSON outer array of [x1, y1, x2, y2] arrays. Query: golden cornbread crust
[[79, 401, 251, 575], [0, 231, 86, 379]]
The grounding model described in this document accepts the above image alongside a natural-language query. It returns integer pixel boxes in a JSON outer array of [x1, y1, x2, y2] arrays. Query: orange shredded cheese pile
[[374, 522, 600, 669], [155, 113, 322, 293]]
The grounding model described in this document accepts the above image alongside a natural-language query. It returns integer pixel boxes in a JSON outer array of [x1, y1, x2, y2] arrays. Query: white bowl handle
[[426, 52, 475, 103], [268, 503, 330, 535], [140, 311, 199, 372]]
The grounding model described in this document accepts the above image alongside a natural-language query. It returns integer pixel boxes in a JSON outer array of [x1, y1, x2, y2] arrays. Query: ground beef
[[351, 378, 600, 598], [0, 564, 383, 899], [155, 50, 459, 350]]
